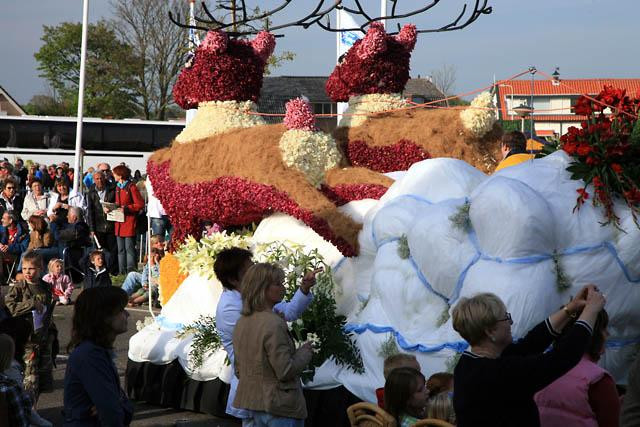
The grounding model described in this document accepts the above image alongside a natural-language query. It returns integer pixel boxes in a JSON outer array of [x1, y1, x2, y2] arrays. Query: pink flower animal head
[[173, 30, 276, 109], [283, 98, 317, 131], [326, 23, 417, 102]]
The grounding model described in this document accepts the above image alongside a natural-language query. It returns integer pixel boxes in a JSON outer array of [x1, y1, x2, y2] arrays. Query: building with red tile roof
[[496, 78, 640, 137]]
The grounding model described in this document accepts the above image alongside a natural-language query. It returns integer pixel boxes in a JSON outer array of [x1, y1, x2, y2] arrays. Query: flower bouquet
[[258, 242, 364, 381], [560, 86, 640, 227]]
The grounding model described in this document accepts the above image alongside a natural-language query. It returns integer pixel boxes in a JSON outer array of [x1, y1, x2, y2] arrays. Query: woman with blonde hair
[[451, 285, 606, 427], [232, 263, 313, 426]]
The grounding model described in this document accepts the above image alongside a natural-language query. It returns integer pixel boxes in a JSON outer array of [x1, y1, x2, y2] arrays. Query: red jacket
[[114, 181, 144, 237]]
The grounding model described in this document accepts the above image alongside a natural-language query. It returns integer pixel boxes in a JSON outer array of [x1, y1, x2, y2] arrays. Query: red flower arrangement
[[325, 23, 417, 102], [561, 85, 640, 227], [347, 139, 431, 173], [147, 160, 357, 256], [320, 184, 388, 206], [173, 30, 275, 109]]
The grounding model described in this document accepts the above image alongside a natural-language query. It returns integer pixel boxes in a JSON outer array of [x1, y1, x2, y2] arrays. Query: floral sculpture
[[171, 30, 275, 143], [560, 86, 640, 227], [327, 23, 501, 173], [148, 30, 394, 256]]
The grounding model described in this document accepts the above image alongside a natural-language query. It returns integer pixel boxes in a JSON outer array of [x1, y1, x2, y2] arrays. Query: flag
[[337, 9, 363, 60]]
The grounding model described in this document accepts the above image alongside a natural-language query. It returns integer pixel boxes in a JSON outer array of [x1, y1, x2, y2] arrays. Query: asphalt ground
[[2, 286, 240, 427]]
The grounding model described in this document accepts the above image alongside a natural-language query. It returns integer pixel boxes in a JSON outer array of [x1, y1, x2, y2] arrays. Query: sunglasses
[[5, 186, 15, 190], [498, 312, 513, 325]]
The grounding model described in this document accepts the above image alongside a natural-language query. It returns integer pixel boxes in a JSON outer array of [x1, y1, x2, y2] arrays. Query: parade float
[[127, 1, 640, 421]]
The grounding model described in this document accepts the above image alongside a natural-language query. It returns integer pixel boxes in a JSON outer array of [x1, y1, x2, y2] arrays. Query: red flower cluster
[[173, 30, 275, 109], [320, 184, 388, 206], [147, 160, 357, 256], [561, 86, 640, 226], [347, 139, 431, 173], [325, 23, 417, 102]]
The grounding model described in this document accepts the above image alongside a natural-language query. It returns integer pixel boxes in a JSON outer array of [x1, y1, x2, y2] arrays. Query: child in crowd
[[426, 372, 454, 396], [43, 258, 74, 305], [202, 220, 222, 237], [425, 391, 456, 425], [376, 353, 422, 408], [384, 367, 429, 427], [0, 333, 53, 426], [4, 251, 56, 396], [83, 250, 112, 289], [120, 234, 165, 296], [128, 248, 164, 307]]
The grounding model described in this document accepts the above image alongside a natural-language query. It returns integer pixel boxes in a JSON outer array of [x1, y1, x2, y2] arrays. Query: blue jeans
[[121, 271, 142, 296], [116, 236, 136, 274], [151, 216, 173, 241], [252, 412, 304, 427]]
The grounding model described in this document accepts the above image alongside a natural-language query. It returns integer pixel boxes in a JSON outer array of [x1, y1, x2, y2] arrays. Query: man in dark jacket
[[58, 207, 92, 283], [86, 171, 118, 274], [0, 178, 24, 218]]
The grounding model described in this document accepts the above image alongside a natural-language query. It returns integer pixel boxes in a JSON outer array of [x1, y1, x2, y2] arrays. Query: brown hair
[[2, 177, 17, 190], [68, 287, 128, 351], [214, 247, 253, 290], [383, 353, 420, 379], [240, 263, 285, 315], [28, 215, 48, 235], [426, 372, 454, 395], [54, 178, 69, 193], [89, 250, 105, 263], [384, 367, 425, 422], [501, 131, 527, 152], [21, 250, 43, 270], [588, 309, 609, 361], [112, 165, 131, 180]]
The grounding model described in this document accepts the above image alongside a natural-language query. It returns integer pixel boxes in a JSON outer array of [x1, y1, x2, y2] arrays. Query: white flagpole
[[336, 8, 344, 125], [380, 0, 387, 29], [185, 0, 198, 125], [73, 0, 89, 193]]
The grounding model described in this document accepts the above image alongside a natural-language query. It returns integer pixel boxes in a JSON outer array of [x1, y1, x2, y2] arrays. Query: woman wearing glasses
[[451, 285, 606, 427]]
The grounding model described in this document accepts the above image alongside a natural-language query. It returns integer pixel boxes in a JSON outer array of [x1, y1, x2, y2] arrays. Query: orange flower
[[159, 253, 188, 306]]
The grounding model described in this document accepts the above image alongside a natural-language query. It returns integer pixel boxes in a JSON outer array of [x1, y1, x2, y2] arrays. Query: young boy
[[83, 250, 112, 289], [376, 353, 422, 408], [4, 250, 56, 396], [128, 248, 163, 307]]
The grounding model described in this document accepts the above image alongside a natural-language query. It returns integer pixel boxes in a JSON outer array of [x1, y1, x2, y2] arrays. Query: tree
[[34, 21, 139, 118], [431, 63, 457, 106], [24, 94, 70, 116], [110, 0, 190, 120]]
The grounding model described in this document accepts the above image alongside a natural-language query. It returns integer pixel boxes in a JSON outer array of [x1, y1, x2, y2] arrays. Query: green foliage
[[34, 21, 139, 118], [631, 119, 640, 146], [552, 251, 571, 292], [260, 243, 364, 380], [377, 334, 400, 359], [499, 119, 533, 133], [445, 352, 462, 373], [176, 315, 222, 369], [449, 201, 471, 232], [24, 95, 70, 116], [397, 235, 410, 259]]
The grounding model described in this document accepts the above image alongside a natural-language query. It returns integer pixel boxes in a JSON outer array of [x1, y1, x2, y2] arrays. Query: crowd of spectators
[[0, 158, 161, 288]]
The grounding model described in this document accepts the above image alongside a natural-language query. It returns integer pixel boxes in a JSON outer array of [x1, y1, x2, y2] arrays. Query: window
[[103, 124, 152, 151], [411, 95, 426, 104], [533, 97, 551, 114], [312, 103, 336, 115]]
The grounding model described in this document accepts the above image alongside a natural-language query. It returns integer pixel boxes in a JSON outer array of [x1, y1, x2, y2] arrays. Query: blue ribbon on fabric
[[345, 322, 640, 354], [363, 195, 640, 307], [154, 315, 184, 331]]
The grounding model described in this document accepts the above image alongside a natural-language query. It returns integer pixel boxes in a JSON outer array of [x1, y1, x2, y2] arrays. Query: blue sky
[[1, 0, 638, 105]]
